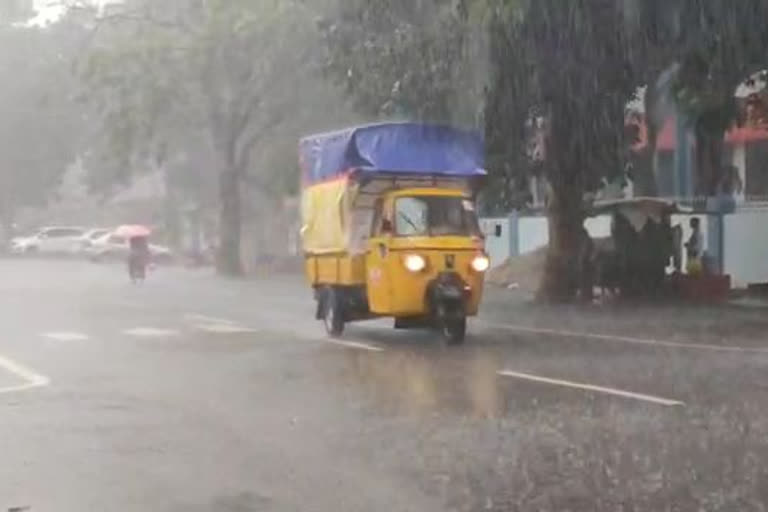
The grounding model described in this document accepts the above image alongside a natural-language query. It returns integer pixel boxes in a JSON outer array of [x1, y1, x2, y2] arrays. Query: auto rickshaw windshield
[[394, 195, 480, 237]]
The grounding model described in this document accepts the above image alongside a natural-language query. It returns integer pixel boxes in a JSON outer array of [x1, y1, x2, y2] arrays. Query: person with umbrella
[[115, 225, 152, 283]]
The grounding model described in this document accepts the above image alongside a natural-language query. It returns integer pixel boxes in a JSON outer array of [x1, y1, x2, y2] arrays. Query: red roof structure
[[633, 116, 768, 151]]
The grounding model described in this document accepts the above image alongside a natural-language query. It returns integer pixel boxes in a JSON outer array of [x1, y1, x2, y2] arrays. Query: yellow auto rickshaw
[[299, 123, 488, 344]]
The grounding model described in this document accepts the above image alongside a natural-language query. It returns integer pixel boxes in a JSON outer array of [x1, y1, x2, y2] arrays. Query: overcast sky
[[32, 0, 115, 24]]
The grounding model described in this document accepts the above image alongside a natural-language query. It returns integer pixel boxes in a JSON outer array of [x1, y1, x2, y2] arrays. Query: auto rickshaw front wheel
[[441, 317, 467, 345], [321, 287, 345, 338]]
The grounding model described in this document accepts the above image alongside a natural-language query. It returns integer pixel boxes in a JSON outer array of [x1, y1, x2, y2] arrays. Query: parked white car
[[75, 228, 112, 255], [10, 226, 86, 255], [85, 232, 173, 263]]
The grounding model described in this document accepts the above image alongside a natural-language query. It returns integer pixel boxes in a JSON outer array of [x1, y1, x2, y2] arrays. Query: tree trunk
[[162, 167, 181, 251], [536, 97, 589, 302], [694, 125, 725, 197], [216, 166, 244, 276], [538, 184, 584, 302]]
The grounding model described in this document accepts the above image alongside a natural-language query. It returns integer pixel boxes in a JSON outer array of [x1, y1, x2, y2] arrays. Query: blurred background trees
[[5, 0, 768, 295], [0, 0, 89, 242], [79, 0, 357, 274]]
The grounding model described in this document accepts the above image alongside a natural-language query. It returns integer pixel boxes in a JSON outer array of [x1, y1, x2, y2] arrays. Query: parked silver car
[[85, 232, 173, 263], [10, 226, 86, 255], [75, 228, 112, 254]]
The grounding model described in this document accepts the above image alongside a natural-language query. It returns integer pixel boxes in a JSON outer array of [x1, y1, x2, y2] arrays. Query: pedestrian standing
[[685, 217, 703, 275]]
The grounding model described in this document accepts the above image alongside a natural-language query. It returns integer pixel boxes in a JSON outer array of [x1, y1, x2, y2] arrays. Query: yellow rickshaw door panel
[[365, 236, 393, 314]]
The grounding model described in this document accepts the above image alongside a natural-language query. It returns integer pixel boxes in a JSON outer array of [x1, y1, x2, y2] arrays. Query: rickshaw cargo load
[[299, 123, 485, 255]]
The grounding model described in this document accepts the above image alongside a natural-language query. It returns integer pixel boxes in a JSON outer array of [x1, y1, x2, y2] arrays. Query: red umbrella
[[114, 225, 151, 238]]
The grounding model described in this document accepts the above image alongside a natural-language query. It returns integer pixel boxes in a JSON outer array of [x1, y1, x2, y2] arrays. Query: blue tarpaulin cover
[[299, 122, 485, 185]]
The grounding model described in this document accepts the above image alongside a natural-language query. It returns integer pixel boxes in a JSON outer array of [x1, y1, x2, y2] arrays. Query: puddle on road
[[331, 348, 509, 419]]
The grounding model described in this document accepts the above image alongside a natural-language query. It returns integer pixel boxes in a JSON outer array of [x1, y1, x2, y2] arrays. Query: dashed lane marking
[[483, 322, 768, 354], [185, 313, 260, 333], [193, 324, 259, 334], [184, 313, 239, 325], [185, 311, 384, 351], [41, 332, 89, 342], [0, 353, 50, 395], [325, 338, 384, 352], [123, 328, 181, 338], [498, 370, 684, 407]]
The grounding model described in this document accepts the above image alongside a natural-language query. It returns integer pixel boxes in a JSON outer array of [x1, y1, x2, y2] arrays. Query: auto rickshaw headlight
[[403, 254, 427, 273], [471, 255, 490, 273]]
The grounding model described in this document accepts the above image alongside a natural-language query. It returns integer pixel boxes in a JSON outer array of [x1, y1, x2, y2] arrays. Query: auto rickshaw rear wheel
[[442, 317, 467, 345], [322, 287, 345, 338]]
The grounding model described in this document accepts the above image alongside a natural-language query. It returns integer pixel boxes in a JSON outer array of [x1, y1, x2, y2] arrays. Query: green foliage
[[322, 0, 639, 213], [80, 0, 358, 273], [484, 0, 639, 213], [81, 0, 345, 192], [0, 13, 88, 223], [320, 0, 485, 126]]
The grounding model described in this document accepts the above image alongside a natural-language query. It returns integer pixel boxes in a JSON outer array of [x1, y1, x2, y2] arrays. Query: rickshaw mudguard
[[427, 272, 469, 320]]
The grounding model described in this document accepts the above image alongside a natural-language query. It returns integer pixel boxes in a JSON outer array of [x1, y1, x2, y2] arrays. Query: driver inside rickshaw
[[394, 196, 479, 237]]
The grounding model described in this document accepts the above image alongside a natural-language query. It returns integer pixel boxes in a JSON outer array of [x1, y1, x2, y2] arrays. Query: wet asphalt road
[[2, 260, 768, 511]]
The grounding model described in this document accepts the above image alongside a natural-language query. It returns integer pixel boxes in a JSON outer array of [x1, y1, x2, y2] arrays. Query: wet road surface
[[2, 260, 768, 511]]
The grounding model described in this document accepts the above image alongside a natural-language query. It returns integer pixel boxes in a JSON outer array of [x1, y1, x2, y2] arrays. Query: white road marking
[[0, 353, 50, 395], [194, 324, 259, 334], [498, 370, 684, 407], [325, 339, 384, 352], [123, 328, 180, 338], [185, 313, 239, 325], [41, 332, 89, 342], [186, 312, 382, 350], [484, 322, 768, 354]]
